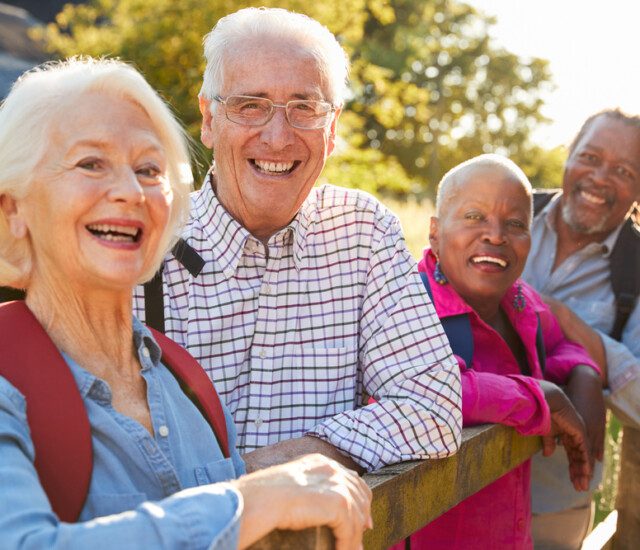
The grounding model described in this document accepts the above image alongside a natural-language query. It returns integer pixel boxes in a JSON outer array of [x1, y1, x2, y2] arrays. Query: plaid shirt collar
[[193, 170, 315, 278]]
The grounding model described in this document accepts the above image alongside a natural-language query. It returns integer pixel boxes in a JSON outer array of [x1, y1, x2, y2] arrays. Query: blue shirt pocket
[[194, 457, 236, 485]]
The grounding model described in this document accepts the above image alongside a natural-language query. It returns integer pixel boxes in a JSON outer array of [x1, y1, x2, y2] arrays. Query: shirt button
[[254, 418, 263, 427], [263, 284, 271, 295], [141, 347, 150, 358], [259, 350, 266, 359], [158, 425, 169, 437]]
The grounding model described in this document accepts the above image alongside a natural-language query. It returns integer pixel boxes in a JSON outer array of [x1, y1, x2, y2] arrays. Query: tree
[[349, 0, 556, 192], [35, 0, 560, 195]]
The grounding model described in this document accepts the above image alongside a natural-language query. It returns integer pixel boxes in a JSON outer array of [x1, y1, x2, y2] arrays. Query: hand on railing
[[538, 380, 592, 491], [566, 364, 607, 464], [233, 453, 373, 550]]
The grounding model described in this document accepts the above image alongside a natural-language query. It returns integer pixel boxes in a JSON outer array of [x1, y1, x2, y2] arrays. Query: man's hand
[[566, 364, 606, 463], [243, 435, 365, 474], [538, 380, 592, 491]]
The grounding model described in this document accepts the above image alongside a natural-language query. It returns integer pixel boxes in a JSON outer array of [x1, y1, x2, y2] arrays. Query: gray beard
[[561, 200, 609, 235]]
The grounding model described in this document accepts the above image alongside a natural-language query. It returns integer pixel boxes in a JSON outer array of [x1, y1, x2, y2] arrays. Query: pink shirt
[[402, 249, 599, 550]]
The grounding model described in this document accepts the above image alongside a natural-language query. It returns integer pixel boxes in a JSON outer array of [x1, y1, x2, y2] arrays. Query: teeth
[[87, 223, 140, 241], [580, 190, 606, 205], [254, 160, 295, 173], [472, 255, 507, 267]]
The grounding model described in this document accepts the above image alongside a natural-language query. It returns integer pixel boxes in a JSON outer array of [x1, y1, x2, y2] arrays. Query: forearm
[[600, 331, 640, 427], [1, 482, 242, 550], [461, 370, 550, 435], [242, 436, 363, 474], [309, 364, 462, 472]]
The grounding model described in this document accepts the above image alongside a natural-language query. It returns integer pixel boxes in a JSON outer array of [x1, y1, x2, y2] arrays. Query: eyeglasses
[[213, 95, 336, 130]]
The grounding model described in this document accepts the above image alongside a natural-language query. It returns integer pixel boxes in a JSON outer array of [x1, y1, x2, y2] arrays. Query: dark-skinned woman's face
[[430, 166, 532, 311]]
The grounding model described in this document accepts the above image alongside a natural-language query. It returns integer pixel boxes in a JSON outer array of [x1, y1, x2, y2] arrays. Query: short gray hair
[[435, 154, 533, 220], [0, 57, 193, 288], [568, 107, 640, 157], [200, 7, 349, 106]]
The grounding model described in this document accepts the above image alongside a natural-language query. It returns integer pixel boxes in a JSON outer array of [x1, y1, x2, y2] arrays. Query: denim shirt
[[523, 195, 640, 513], [0, 318, 246, 549]]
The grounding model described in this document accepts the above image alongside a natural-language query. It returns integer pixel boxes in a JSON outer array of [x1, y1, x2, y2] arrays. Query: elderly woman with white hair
[[397, 154, 605, 549], [0, 58, 371, 550]]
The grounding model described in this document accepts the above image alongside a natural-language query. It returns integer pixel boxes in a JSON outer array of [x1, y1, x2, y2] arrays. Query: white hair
[[0, 57, 193, 288], [435, 153, 533, 219], [200, 7, 349, 106]]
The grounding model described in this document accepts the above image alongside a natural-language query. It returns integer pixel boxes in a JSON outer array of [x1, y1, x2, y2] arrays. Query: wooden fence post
[[613, 426, 640, 548]]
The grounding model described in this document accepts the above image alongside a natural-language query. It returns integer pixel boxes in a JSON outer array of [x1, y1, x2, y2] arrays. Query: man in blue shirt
[[522, 108, 640, 549]]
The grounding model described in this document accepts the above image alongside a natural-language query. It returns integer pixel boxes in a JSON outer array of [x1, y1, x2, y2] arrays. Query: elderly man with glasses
[[134, 7, 462, 474]]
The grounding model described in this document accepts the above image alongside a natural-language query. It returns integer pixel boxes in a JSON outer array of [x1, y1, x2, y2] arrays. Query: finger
[[562, 434, 592, 491], [541, 435, 556, 457], [330, 496, 360, 550], [338, 472, 371, 525]]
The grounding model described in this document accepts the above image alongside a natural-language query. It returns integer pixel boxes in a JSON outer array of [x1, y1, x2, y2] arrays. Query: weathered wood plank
[[363, 424, 541, 549], [613, 426, 640, 549], [251, 424, 541, 549], [247, 527, 334, 550]]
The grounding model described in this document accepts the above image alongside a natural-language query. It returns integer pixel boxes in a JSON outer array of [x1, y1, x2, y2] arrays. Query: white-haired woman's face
[[6, 91, 172, 294]]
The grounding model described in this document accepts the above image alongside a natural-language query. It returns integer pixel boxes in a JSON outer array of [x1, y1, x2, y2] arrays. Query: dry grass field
[[383, 197, 434, 260]]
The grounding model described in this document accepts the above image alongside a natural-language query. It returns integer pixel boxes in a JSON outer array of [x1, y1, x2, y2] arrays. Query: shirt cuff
[[160, 483, 242, 550]]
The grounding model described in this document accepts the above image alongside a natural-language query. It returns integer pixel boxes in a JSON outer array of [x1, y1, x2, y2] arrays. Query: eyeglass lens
[[224, 96, 331, 129]]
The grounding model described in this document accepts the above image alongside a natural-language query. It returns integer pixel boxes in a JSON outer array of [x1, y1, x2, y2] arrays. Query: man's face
[[561, 116, 640, 237], [200, 38, 340, 241]]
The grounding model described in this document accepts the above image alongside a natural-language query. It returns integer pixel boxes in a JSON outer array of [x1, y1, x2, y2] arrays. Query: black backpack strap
[[533, 189, 562, 217], [535, 312, 546, 374], [419, 271, 474, 368], [0, 286, 25, 303], [143, 238, 205, 334], [609, 216, 640, 341]]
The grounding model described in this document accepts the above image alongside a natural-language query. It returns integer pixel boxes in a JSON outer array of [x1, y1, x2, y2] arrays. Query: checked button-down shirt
[[134, 174, 462, 471]]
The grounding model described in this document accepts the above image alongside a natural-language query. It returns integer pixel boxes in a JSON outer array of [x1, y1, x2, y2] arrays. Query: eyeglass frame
[[212, 94, 337, 130]]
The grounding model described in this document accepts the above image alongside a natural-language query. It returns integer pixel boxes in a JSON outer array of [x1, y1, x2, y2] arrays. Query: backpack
[[0, 300, 229, 523], [0, 238, 204, 333], [533, 189, 640, 341], [419, 271, 546, 374]]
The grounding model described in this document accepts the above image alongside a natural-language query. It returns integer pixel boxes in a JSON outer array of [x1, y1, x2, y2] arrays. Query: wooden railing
[[252, 425, 640, 550], [250, 424, 541, 549], [250, 423, 639, 549]]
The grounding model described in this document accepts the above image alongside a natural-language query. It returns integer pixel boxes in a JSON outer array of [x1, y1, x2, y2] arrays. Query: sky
[[464, 0, 640, 147]]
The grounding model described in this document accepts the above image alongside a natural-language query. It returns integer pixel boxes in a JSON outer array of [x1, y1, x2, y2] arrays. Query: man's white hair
[[0, 57, 193, 288], [435, 153, 533, 220], [200, 7, 349, 106]]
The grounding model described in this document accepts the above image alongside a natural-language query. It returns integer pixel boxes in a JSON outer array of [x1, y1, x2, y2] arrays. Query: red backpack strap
[[148, 328, 230, 458], [0, 301, 92, 522]]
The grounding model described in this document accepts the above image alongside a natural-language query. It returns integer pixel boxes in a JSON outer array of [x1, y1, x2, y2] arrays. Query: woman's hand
[[538, 380, 592, 491], [566, 364, 606, 463], [233, 454, 373, 550]]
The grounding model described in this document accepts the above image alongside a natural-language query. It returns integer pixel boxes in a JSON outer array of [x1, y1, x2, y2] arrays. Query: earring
[[434, 261, 448, 285], [513, 283, 526, 312]]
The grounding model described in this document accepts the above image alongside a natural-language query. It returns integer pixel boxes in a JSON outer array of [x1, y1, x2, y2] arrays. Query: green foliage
[[518, 145, 567, 189], [34, 0, 562, 196], [351, 0, 557, 193]]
